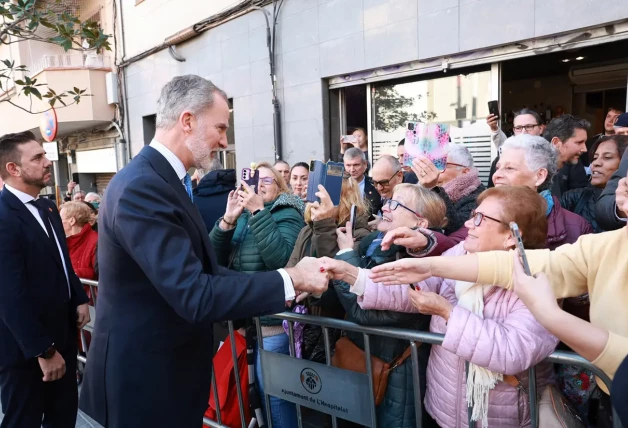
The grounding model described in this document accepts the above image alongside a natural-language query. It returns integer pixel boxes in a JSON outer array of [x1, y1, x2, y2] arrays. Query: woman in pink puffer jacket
[[323, 186, 559, 427]]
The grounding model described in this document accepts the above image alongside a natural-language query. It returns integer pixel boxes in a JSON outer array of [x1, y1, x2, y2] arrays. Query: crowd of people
[[186, 107, 628, 428], [2, 74, 628, 428]]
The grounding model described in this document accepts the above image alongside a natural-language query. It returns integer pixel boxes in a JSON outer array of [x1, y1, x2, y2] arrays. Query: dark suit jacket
[[0, 188, 88, 367], [79, 146, 286, 427], [364, 177, 383, 218], [596, 148, 628, 231]]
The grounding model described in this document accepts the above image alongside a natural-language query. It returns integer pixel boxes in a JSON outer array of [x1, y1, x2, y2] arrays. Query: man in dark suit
[[0, 131, 90, 428], [343, 147, 382, 219], [79, 75, 328, 427]]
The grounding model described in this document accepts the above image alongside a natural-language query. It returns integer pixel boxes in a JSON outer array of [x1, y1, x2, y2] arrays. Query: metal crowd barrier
[[77, 280, 621, 428]]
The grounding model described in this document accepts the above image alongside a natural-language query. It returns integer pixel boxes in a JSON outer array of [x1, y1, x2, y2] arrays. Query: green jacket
[[209, 193, 305, 326]]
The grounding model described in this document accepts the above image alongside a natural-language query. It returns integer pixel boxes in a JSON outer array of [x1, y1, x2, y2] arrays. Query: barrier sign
[[260, 350, 373, 426]]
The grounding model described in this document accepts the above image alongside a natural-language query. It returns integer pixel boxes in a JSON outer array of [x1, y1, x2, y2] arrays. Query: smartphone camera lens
[[407, 123, 415, 131]]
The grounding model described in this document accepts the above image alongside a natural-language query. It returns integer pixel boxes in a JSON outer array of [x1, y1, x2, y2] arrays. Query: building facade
[[0, 0, 120, 196], [121, 0, 628, 181]]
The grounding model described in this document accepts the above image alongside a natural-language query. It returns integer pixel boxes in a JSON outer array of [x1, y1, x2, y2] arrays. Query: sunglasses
[[469, 210, 507, 227], [372, 170, 401, 188], [384, 199, 423, 218]]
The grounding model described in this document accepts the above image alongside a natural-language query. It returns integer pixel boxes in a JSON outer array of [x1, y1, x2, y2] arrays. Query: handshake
[[284, 257, 360, 298]]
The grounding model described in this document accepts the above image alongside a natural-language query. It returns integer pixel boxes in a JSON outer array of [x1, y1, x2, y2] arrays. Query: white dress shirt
[[358, 176, 366, 196], [149, 139, 296, 301], [4, 183, 71, 296]]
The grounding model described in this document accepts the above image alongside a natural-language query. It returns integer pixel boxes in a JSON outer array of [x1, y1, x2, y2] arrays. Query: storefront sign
[[260, 350, 373, 426]]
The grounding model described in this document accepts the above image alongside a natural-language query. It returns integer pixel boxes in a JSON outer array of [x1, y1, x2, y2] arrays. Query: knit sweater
[[476, 228, 628, 393]]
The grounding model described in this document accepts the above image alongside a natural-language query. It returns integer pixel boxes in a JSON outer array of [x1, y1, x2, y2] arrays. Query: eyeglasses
[[372, 170, 401, 188], [446, 162, 466, 169], [469, 210, 507, 227], [260, 177, 276, 185], [513, 124, 540, 133], [384, 198, 423, 218]]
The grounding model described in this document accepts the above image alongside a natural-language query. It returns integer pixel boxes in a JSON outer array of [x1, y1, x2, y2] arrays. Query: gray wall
[[125, 0, 628, 173]]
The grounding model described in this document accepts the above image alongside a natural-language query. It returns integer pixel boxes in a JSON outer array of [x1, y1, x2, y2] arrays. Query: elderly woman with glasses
[[316, 184, 447, 428], [209, 162, 305, 428], [322, 186, 558, 428]]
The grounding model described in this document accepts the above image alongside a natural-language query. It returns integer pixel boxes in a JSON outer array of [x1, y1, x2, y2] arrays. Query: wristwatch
[[37, 345, 57, 359]]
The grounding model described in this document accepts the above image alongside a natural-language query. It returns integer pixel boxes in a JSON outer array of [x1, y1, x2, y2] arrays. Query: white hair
[[501, 134, 558, 191], [446, 144, 474, 168], [85, 192, 101, 202], [156, 75, 228, 130]]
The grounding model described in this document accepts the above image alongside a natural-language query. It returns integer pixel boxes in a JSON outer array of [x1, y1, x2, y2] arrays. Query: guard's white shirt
[[4, 183, 71, 297], [149, 139, 296, 300]]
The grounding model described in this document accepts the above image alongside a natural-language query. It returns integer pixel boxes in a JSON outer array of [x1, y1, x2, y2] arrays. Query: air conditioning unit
[[569, 62, 628, 85]]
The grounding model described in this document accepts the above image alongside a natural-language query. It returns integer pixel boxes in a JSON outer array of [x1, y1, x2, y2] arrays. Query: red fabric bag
[[204, 332, 251, 427]]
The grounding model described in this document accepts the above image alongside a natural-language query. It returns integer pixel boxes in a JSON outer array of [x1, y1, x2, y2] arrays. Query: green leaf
[[49, 98, 56, 107], [73, 87, 80, 94], [30, 87, 41, 100], [14, 79, 24, 85]]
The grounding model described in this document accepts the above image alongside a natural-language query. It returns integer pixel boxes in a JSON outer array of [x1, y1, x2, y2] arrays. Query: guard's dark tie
[[29, 198, 57, 247]]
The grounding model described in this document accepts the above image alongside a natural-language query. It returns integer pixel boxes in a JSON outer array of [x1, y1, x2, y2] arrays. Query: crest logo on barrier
[[300, 368, 322, 394]]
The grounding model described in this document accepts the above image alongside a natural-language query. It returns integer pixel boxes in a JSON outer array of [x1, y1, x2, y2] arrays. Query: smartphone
[[241, 168, 260, 193], [404, 122, 450, 171], [342, 135, 357, 145], [408, 284, 420, 291], [349, 204, 357, 233], [488, 100, 500, 120], [509, 222, 531, 275], [306, 160, 344, 206]]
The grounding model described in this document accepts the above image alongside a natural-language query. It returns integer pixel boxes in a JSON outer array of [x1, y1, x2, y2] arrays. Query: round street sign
[[40, 108, 58, 142]]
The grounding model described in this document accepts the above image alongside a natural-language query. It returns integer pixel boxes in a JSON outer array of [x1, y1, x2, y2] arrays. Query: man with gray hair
[[80, 75, 328, 427], [344, 147, 381, 217]]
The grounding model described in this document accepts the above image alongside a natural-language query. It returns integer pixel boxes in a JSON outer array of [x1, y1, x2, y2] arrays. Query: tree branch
[[2, 97, 78, 115]]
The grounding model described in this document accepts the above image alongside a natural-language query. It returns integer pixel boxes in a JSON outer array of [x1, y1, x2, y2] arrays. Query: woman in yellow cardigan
[[366, 221, 628, 396]]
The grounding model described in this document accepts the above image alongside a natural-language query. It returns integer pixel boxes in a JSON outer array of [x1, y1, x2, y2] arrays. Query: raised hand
[[311, 185, 337, 221], [336, 222, 355, 251], [238, 181, 264, 213], [369, 258, 432, 285], [224, 190, 244, 226], [487, 114, 499, 132], [511, 249, 559, 318], [381, 226, 428, 251], [411, 155, 440, 189], [615, 176, 628, 218]]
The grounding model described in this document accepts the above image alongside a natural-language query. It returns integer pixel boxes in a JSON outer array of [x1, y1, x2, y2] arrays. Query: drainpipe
[[110, 120, 126, 171], [118, 0, 132, 164]]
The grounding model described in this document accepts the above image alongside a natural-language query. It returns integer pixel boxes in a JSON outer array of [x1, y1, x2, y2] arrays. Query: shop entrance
[[500, 39, 628, 137]]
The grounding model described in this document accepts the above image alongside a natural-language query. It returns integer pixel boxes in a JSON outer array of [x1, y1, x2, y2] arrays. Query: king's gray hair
[[156, 75, 228, 130], [502, 134, 558, 192]]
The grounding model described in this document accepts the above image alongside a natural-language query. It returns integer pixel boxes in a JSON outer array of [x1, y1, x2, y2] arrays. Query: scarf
[[539, 189, 555, 217], [442, 169, 481, 202], [455, 280, 502, 428]]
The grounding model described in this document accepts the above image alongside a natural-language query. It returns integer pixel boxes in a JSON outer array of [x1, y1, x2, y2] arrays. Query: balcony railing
[[30, 54, 111, 76]]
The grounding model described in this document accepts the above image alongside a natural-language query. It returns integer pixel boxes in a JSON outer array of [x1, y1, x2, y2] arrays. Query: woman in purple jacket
[[322, 186, 559, 427]]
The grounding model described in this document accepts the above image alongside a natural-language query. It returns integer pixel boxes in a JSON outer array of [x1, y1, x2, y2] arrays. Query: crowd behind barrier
[[77, 279, 621, 428]]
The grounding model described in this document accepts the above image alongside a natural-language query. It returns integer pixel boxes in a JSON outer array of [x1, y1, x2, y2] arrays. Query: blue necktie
[[183, 174, 193, 201]]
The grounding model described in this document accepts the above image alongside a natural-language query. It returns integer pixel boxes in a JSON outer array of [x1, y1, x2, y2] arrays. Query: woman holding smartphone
[[322, 186, 558, 428], [210, 162, 305, 428], [322, 184, 447, 428]]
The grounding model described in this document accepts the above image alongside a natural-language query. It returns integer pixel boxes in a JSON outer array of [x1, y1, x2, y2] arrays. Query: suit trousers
[[0, 326, 78, 428]]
